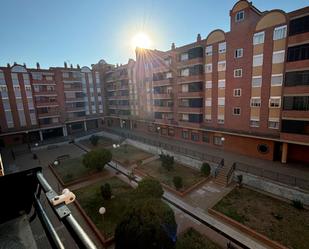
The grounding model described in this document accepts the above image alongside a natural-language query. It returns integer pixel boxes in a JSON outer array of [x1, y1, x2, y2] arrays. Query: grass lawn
[[75, 177, 134, 238], [110, 144, 153, 166], [213, 187, 309, 249], [55, 157, 101, 184], [80, 136, 116, 150], [176, 228, 221, 249], [138, 159, 205, 191]]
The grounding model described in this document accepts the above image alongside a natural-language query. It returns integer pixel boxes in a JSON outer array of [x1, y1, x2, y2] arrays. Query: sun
[[131, 32, 151, 49]]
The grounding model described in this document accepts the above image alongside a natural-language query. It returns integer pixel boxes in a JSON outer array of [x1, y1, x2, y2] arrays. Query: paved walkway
[[108, 127, 309, 180]]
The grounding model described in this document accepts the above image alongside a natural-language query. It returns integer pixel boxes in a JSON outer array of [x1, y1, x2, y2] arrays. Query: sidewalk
[[108, 127, 309, 180]]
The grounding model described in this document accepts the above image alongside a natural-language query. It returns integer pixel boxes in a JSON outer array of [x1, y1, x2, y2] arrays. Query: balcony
[[35, 101, 59, 108], [177, 75, 204, 84], [178, 120, 202, 128], [177, 57, 204, 68], [66, 107, 85, 112], [153, 93, 173, 99], [282, 110, 309, 119], [65, 97, 85, 103], [280, 132, 309, 144], [178, 106, 203, 113], [153, 106, 173, 112], [37, 111, 60, 118], [33, 91, 57, 96], [63, 86, 83, 92], [178, 91, 203, 98], [152, 78, 173, 87]]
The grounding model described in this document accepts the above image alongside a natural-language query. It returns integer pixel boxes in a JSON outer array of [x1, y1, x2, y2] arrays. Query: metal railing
[[235, 162, 309, 191], [215, 159, 224, 178], [104, 127, 222, 164], [226, 163, 236, 184]]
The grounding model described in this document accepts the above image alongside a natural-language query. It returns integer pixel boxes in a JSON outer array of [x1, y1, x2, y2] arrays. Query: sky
[[0, 0, 308, 69]]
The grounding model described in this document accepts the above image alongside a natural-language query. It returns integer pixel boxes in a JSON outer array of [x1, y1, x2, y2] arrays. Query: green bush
[[135, 178, 164, 199], [101, 183, 112, 200], [292, 199, 304, 210], [173, 176, 183, 190], [176, 228, 208, 249], [89, 135, 99, 146], [160, 153, 174, 171], [201, 162, 211, 177], [83, 148, 112, 171]]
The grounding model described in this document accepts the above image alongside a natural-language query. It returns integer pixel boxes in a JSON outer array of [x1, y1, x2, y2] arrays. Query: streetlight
[[112, 144, 120, 174], [54, 160, 59, 166], [99, 207, 106, 224]]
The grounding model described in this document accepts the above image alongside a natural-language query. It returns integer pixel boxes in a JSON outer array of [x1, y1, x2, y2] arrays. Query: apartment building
[[0, 63, 104, 145], [122, 0, 309, 164]]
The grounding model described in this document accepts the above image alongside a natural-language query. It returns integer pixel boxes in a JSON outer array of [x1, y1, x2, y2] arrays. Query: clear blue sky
[[0, 0, 307, 68]]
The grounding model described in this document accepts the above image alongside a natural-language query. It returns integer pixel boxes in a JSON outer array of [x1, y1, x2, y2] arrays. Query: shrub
[[89, 135, 99, 146], [173, 176, 183, 190], [135, 178, 164, 199], [115, 198, 177, 249], [101, 183, 112, 200], [83, 148, 112, 171], [292, 199, 304, 210], [176, 228, 207, 249], [200, 162, 211, 177], [160, 153, 174, 171]]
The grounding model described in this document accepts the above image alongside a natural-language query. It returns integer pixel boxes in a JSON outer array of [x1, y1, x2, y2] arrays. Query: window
[[182, 84, 188, 93], [62, 72, 69, 78], [205, 81, 212, 89], [218, 79, 225, 88], [205, 114, 211, 121], [253, 31, 265, 45], [234, 69, 242, 78], [205, 46, 212, 56], [166, 72, 172, 79], [252, 76, 262, 87], [202, 132, 210, 143], [272, 50, 285, 64], [218, 97, 225, 106], [235, 48, 243, 58], [219, 42, 226, 53], [182, 114, 189, 121], [218, 61, 226, 71], [180, 68, 189, 77], [289, 15, 309, 36], [269, 97, 281, 108], [180, 53, 189, 61], [233, 107, 241, 115], [205, 98, 212, 107], [268, 119, 280, 129], [257, 144, 269, 154], [273, 25, 287, 40], [165, 58, 172, 66], [233, 88, 241, 97], [285, 70, 309, 87], [205, 64, 212, 73], [271, 74, 283, 86], [235, 10, 245, 22], [191, 133, 199, 141], [283, 96, 309, 111], [253, 54, 263, 67], [287, 44, 309, 62], [218, 117, 225, 124], [250, 119, 260, 127], [182, 130, 189, 139], [214, 136, 223, 145], [251, 98, 261, 107]]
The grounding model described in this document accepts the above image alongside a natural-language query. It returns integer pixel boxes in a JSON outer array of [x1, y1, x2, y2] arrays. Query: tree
[[82, 148, 112, 171], [176, 228, 208, 249], [101, 183, 112, 200], [115, 198, 177, 249], [173, 176, 183, 190], [160, 154, 174, 171], [200, 162, 211, 177], [135, 178, 164, 199], [89, 135, 99, 146]]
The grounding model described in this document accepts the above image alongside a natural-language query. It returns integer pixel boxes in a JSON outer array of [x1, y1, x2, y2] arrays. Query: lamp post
[[113, 144, 120, 174], [99, 207, 106, 224]]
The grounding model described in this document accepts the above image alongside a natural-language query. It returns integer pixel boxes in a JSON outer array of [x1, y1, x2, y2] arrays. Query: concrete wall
[[234, 171, 309, 206]]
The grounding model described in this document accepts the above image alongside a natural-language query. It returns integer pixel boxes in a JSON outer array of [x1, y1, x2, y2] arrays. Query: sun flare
[[131, 32, 151, 49]]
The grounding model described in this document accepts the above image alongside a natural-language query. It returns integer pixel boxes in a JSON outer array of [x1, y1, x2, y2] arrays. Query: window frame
[[233, 88, 241, 97], [234, 68, 243, 78], [235, 48, 243, 58], [233, 107, 241, 116], [253, 31, 265, 45], [235, 10, 245, 22]]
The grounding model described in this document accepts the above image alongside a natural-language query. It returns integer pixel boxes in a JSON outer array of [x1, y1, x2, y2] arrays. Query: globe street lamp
[[99, 207, 106, 224]]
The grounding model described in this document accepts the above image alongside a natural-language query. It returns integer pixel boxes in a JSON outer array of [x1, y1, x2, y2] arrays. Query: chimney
[[23, 63, 26, 67], [7, 63, 10, 68], [64, 62, 67, 68], [70, 64, 73, 69], [171, 43, 175, 50], [36, 62, 40, 69], [197, 33, 201, 42], [77, 64, 80, 69], [14, 62, 17, 66]]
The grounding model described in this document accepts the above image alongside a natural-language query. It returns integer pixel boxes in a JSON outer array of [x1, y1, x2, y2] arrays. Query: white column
[[120, 119, 123, 128], [63, 126, 68, 137], [39, 130, 43, 141], [84, 120, 87, 131]]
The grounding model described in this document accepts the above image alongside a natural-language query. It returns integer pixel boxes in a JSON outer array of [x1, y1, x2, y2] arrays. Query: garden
[[213, 187, 309, 249], [79, 135, 116, 150], [137, 154, 210, 192]]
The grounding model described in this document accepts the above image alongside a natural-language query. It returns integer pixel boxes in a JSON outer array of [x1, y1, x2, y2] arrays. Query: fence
[[105, 128, 222, 164], [235, 162, 309, 191]]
